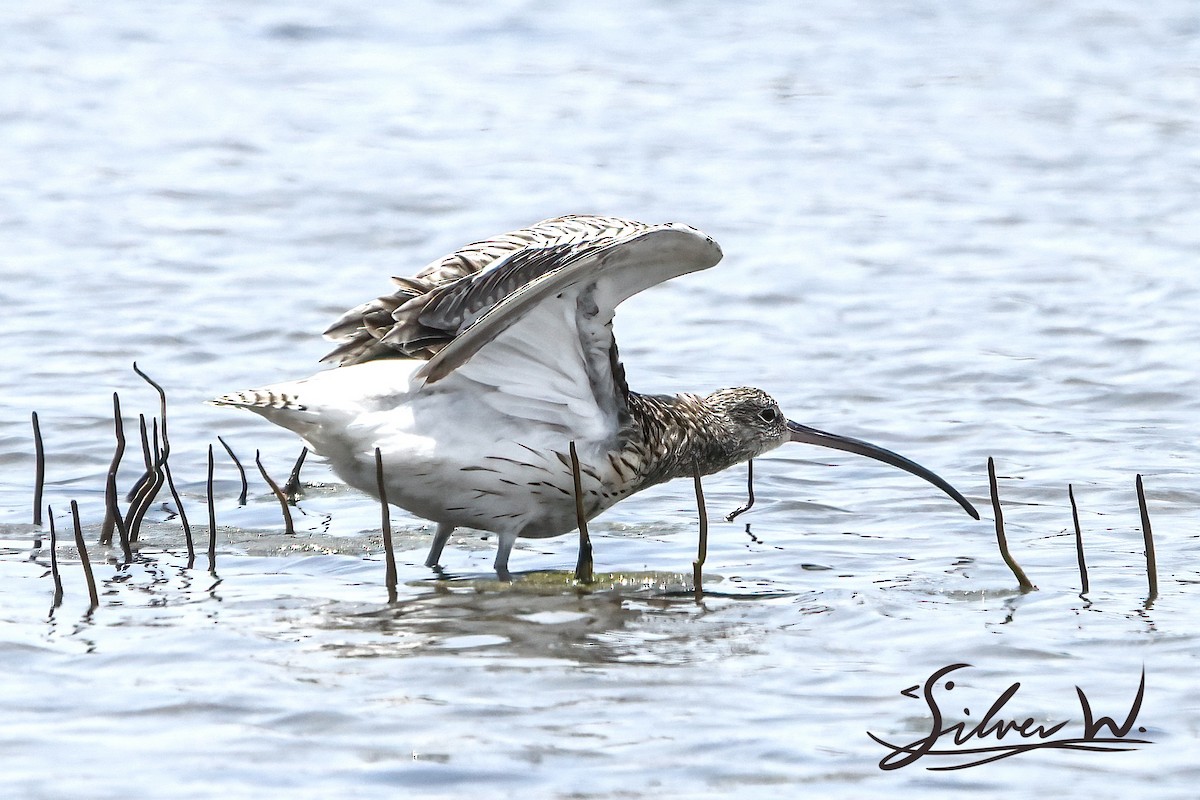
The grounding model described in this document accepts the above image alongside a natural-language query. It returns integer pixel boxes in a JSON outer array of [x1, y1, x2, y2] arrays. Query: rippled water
[[3, 1, 1199, 797]]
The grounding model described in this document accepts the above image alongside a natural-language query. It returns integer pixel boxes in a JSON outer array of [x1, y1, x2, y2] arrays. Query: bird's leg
[[424, 522, 455, 567], [493, 530, 517, 580]]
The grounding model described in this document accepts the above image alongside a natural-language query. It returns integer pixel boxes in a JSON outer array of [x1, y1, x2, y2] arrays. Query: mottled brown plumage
[[322, 215, 659, 364]]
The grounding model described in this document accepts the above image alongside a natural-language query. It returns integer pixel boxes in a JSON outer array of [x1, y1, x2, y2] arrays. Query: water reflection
[[315, 571, 825, 667], [8, 526, 828, 669]]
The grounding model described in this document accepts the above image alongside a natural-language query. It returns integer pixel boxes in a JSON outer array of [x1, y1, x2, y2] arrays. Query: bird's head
[[704, 387, 980, 519], [704, 387, 791, 458]]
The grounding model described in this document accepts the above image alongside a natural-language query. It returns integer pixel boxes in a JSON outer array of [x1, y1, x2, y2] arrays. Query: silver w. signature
[[869, 664, 1151, 770]]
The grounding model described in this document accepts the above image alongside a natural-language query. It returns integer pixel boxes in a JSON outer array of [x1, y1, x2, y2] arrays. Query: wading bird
[[216, 215, 978, 576]]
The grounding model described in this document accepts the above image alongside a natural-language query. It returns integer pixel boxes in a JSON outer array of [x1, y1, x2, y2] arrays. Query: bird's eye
[[758, 408, 779, 423]]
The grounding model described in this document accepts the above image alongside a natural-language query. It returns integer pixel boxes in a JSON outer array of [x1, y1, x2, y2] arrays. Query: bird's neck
[[626, 392, 742, 487]]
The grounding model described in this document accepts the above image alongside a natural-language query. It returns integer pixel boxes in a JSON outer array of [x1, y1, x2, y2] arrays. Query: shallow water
[[3, 0, 1199, 797]]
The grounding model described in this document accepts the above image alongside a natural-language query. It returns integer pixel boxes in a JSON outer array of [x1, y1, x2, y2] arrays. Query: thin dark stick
[[255, 450, 295, 535], [121, 364, 172, 505], [123, 414, 151, 522], [100, 394, 122, 543], [726, 458, 755, 522], [133, 363, 168, 441], [124, 412, 155, 502], [206, 444, 217, 572], [135, 363, 189, 549], [125, 415, 165, 542], [124, 470, 151, 505], [693, 462, 708, 601], [139, 417, 166, 537], [1068, 484, 1089, 596], [283, 447, 308, 505], [32, 412, 45, 527], [164, 460, 194, 568], [48, 507, 63, 608], [569, 441, 593, 584], [71, 500, 99, 609], [100, 394, 132, 562], [987, 457, 1036, 592], [375, 448, 397, 604], [217, 435, 249, 505], [1136, 475, 1158, 601]]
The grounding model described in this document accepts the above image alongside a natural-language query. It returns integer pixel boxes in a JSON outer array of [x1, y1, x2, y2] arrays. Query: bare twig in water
[[255, 450, 294, 535], [125, 415, 165, 542], [32, 412, 45, 527], [163, 460, 193, 567], [987, 457, 1035, 592], [47, 507, 63, 608], [100, 394, 122, 543], [1068, 484, 1089, 596], [124, 414, 151, 510], [726, 458, 755, 522], [152, 416, 161, 465], [100, 393, 133, 562], [162, 453, 194, 566], [217, 435, 249, 506], [124, 417, 155, 503], [133, 362, 167, 434], [124, 469, 151, 505], [283, 447, 308, 505], [139, 417, 167, 538], [693, 461, 708, 601], [124, 363, 170, 499], [375, 448, 397, 604], [206, 444, 217, 572], [133, 362, 191, 556], [569, 441, 593, 584], [1136, 474, 1158, 601], [71, 500, 99, 610]]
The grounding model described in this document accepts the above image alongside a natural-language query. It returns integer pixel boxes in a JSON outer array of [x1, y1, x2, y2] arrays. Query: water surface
[[3, 1, 1199, 797]]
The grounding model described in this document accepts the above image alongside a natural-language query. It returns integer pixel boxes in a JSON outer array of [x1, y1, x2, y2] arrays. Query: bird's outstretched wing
[[418, 222, 720, 382], [420, 221, 721, 444], [324, 215, 722, 445], [323, 215, 665, 365]]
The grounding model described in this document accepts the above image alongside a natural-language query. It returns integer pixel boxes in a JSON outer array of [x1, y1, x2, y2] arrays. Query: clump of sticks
[[987, 457, 1160, 602], [28, 363, 316, 609]]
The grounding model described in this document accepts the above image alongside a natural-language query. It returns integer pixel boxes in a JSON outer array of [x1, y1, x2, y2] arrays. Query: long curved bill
[[786, 420, 980, 519]]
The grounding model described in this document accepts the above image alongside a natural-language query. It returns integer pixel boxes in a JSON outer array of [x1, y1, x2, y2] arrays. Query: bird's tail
[[210, 383, 325, 440], [211, 388, 308, 412]]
